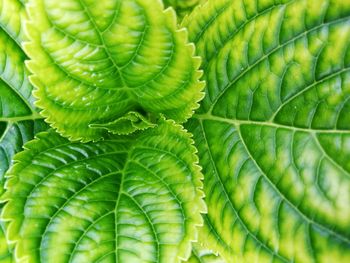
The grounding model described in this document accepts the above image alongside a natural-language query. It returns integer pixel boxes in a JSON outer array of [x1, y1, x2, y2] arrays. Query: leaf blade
[[1, 120, 205, 262], [26, 0, 205, 141], [185, 0, 350, 261]]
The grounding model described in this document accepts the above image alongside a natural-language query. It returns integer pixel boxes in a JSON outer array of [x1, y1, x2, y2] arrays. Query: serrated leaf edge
[[23, 0, 205, 142]]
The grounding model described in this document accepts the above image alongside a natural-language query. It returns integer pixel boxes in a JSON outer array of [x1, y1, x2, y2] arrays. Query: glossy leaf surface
[[1, 120, 206, 263], [26, 0, 204, 141], [185, 0, 350, 261]]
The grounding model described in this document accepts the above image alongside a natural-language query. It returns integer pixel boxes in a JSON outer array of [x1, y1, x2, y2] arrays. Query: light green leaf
[[163, 0, 206, 20], [25, 0, 205, 142], [1, 119, 206, 262], [0, 221, 11, 263], [187, 243, 224, 263], [89, 111, 156, 135], [185, 0, 350, 262]]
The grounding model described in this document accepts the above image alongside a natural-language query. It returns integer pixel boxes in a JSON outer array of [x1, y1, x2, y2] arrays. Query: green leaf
[[25, 0, 205, 142], [0, 0, 35, 118], [186, 243, 224, 263], [1, 119, 206, 262], [0, 221, 11, 263], [0, 120, 48, 184], [185, 0, 350, 261], [163, 0, 206, 20], [0, 0, 48, 182], [89, 111, 156, 135], [0, 1, 48, 261]]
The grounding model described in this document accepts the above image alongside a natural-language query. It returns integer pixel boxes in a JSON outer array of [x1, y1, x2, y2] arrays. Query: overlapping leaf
[[163, 0, 206, 20], [25, 0, 205, 141], [187, 243, 224, 263], [0, 0, 48, 181], [185, 0, 350, 261], [1, 119, 206, 262], [0, 1, 48, 261]]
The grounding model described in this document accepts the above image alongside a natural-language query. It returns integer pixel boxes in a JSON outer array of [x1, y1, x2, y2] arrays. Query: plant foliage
[[164, 0, 207, 19], [0, 0, 349, 262], [184, 0, 350, 262], [1, 120, 205, 262], [0, 1, 48, 261], [25, 0, 204, 141]]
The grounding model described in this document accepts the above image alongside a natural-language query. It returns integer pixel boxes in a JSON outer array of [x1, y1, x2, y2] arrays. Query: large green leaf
[[25, 0, 204, 142], [185, 0, 350, 262], [1, 119, 206, 262]]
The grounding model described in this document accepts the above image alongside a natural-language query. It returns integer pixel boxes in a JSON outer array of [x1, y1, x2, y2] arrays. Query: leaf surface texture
[[163, 0, 206, 19], [26, 0, 205, 141], [186, 243, 224, 263], [0, 0, 49, 261], [185, 0, 350, 261], [1, 120, 206, 263]]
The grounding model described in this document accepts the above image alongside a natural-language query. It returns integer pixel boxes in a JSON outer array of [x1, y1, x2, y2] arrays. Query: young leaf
[[25, 0, 205, 142], [89, 111, 156, 135], [1, 119, 206, 262], [185, 0, 350, 261], [186, 243, 224, 263]]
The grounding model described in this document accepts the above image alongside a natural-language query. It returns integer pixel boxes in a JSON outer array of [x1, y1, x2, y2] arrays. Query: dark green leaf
[[185, 0, 350, 261]]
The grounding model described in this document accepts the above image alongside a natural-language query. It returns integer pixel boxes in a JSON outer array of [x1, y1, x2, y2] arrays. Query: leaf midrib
[[0, 115, 43, 123], [194, 114, 350, 134], [77, 0, 127, 87]]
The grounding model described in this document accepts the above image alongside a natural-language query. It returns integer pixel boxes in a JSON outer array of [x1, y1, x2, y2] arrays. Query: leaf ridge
[[237, 125, 350, 245], [67, 211, 114, 263], [1, 120, 206, 262], [76, 0, 126, 86], [198, 120, 290, 262], [25, 0, 205, 141], [207, 16, 350, 116]]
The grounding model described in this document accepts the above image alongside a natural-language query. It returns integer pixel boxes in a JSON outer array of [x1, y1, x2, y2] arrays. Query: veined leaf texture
[[163, 0, 207, 19], [1, 0, 350, 262], [25, 0, 205, 141], [0, 0, 48, 262], [0, 0, 47, 181], [1, 120, 206, 262], [185, 0, 350, 262]]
